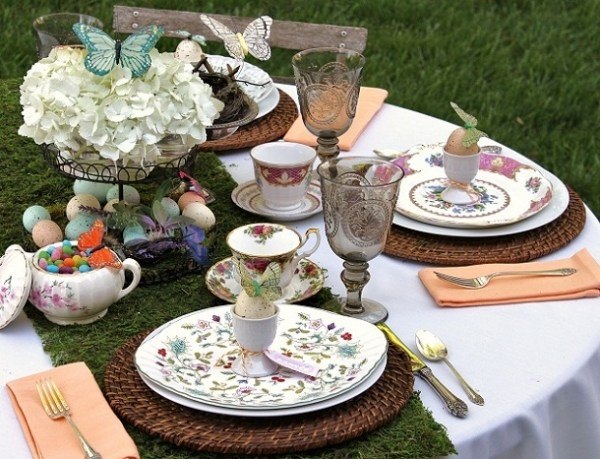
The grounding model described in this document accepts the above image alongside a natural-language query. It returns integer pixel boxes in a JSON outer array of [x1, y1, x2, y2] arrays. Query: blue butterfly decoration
[[72, 23, 164, 78]]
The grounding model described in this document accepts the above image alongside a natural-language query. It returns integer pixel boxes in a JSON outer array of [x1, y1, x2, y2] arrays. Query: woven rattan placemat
[[384, 188, 586, 266], [104, 331, 414, 455], [194, 89, 298, 152]]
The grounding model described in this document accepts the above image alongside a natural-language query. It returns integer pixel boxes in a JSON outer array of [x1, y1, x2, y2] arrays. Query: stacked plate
[[392, 143, 570, 238], [134, 304, 388, 417]]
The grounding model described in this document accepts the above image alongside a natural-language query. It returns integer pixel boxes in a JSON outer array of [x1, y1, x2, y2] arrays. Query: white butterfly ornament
[[200, 15, 272, 61]]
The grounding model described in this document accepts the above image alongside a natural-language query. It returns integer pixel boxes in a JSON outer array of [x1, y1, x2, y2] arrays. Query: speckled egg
[[174, 38, 203, 62], [103, 198, 120, 213], [66, 194, 101, 221], [32, 220, 63, 248], [123, 223, 149, 247], [23, 205, 51, 233], [106, 185, 140, 204], [161, 197, 180, 218], [182, 202, 215, 231], [445, 128, 480, 156], [65, 214, 96, 240], [73, 180, 112, 204], [178, 191, 206, 211]]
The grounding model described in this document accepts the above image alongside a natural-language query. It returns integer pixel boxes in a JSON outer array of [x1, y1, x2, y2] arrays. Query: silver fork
[[434, 268, 577, 289], [36, 378, 102, 459]]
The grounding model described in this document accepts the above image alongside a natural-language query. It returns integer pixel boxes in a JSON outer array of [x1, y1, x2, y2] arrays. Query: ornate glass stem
[[340, 260, 371, 314], [316, 136, 341, 162]]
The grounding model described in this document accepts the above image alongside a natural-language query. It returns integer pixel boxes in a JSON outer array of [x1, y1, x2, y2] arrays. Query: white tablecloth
[[2, 86, 600, 459]]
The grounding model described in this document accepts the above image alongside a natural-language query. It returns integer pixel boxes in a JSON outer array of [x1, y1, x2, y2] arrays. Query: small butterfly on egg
[[200, 14, 272, 61], [78, 219, 122, 270], [236, 259, 282, 301], [72, 23, 164, 78], [450, 102, 487, 148]]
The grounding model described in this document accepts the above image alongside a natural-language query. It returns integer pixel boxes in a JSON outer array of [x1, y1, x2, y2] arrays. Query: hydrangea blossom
[[18, 46, 224, 166]]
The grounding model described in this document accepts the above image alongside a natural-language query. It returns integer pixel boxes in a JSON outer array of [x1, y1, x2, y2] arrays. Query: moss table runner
[[0, 78, 455, 458]]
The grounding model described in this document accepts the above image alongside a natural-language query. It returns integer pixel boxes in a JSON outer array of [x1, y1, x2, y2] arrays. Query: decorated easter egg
[[123, 223, 149, 247], [103, 198, 120, 213], [174, 38, 203, 62], [23, 205, 51, 233], [445, 128, 480, 156], [32, 220, 63, 248], [161, 197, 180, 218], [73, 180, 112, 204], [66, 194, 101, 221], [178, 191, 206, 211], [182, 202, 215, 231], [106, 185, 140, 204], [65, 214, 96, 240]]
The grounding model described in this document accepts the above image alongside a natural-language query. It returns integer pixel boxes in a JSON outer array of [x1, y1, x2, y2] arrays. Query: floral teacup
[[226, 223, 320, 291], [27, 241, 141, 325]]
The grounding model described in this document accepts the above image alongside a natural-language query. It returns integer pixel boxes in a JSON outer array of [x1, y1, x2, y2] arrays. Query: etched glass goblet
[[317, 157, 404, 323], [292, 47, 365, 162]]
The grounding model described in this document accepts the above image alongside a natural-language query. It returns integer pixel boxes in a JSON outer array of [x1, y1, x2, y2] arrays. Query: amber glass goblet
[[317, 157, 404, 323], [292, 47, 365, 162]]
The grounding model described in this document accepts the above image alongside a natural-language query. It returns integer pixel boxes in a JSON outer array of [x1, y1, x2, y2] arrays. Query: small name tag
[[265, 349, 320, 378]]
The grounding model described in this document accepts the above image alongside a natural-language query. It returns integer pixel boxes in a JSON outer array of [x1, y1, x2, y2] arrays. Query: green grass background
[[1, 0, 599, 217]]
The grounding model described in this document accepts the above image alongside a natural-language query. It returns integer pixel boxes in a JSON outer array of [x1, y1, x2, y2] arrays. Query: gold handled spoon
[[415, 329, 484, 406]]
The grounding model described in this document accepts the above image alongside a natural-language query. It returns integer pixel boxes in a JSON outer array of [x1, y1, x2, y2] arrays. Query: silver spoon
[[415, 329, 484, 406]]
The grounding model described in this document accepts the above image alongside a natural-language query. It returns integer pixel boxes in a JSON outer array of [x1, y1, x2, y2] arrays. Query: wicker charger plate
[[384, 187, 585, 266], [104, 330, 414, 455], [194, 89, 298, 152]]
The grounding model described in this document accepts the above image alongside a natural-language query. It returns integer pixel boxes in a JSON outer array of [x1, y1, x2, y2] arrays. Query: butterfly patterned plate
[[134, 304, 388, 410], [393, 143, 554, 229], [206, 55, 275, 104], [206, 257, 324, 304], [138, 354, 386, 417], [231, 180, 322, 222]]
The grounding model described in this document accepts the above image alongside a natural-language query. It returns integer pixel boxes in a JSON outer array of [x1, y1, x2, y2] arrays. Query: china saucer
[[231, 180, 322, 221], [205, 257, 325, 304]]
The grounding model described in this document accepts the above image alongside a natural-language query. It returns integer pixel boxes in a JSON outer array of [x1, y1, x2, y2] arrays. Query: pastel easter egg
[[73, 180, 112, 204], [32, 220, 63, 248], [66, 194, 101, 221], [178, 191, 206, 211], [161, 197, 180, 218], [106, 185, 140, 204], [23, 205, 51, 233], [65, 214, 96, 240], [182, 202, 215, 231], [123, 223, 149, 247], [103, 198, 120, 213]]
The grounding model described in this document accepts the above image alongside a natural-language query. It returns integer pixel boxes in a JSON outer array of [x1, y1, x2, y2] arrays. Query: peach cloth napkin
[[283, 87, 388, 150], [6, 362, 139, 459], [419, 249, 600, 307]]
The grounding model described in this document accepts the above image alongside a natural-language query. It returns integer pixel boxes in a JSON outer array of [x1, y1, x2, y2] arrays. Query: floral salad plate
[[206, 257, 325, 304], [393, 143, 554, 228], [134, 304, 388, 410]]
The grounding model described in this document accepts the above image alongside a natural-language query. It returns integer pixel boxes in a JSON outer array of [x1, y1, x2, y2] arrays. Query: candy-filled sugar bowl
[[25, 240, 141, 325]]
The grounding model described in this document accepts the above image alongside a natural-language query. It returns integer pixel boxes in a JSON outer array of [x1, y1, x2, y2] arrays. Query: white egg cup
[[441, 149, 482, 205], [231, 305, 280, 377]]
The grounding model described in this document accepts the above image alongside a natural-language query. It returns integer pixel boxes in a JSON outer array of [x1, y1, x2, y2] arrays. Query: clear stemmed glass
[[317, 157, 404, 323], [292, 47, 365, 162]]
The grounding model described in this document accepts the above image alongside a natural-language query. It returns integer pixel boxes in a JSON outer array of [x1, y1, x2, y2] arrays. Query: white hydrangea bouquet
[[18, 46, 224, 166]]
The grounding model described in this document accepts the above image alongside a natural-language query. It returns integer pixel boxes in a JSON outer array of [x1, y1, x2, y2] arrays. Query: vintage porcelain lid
[[0, 245, 32, 329]]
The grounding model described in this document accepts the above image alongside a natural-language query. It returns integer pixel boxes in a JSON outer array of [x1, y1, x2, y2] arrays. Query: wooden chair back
[[112, 5, 368, 53]]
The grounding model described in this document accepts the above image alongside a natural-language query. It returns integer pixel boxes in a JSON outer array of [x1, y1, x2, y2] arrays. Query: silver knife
[[377, 322, 468, 418]]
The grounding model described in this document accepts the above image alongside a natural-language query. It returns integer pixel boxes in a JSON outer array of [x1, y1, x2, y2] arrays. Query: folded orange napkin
[[6, 362, 139, 459], [419, 249, 600, 307], [283, 87, 388, 150]]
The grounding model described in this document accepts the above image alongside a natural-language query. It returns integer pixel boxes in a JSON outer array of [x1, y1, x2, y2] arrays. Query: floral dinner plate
[[138, 354, 386, 417], [134, 304, 388, 410], [393, 143, 554, 228], [205, 257, 325, 304]]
